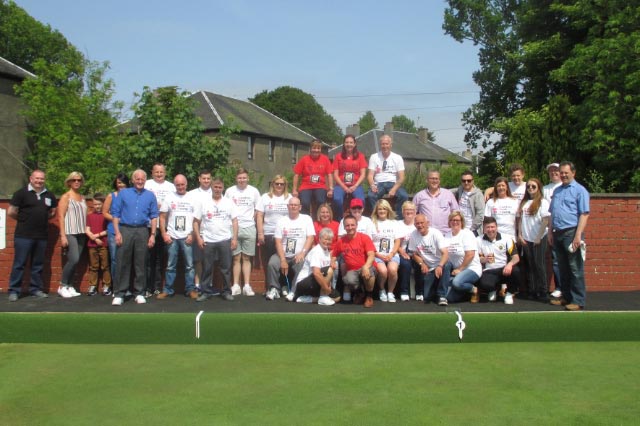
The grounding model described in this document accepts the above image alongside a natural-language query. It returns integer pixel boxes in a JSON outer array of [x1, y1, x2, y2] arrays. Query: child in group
[[85, 193, 112, 295]]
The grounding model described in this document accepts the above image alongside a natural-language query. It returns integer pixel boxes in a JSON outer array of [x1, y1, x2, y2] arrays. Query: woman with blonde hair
[[256, 175, 292, 273], [445, 211, 482, 303], [58, 172, 87, 298], [371, 199, 401, 302], [397, 201, 417, 301]]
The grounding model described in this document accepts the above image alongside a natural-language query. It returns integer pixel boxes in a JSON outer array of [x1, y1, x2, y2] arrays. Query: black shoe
[[221, 293, 234, 301], [196, 293, 212, 302]]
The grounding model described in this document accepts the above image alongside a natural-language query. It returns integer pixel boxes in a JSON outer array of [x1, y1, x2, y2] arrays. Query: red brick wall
[[1, 195, 638, 294]]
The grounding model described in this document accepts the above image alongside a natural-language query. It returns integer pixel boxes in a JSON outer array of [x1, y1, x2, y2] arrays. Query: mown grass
[[0, 313, 638, 425]]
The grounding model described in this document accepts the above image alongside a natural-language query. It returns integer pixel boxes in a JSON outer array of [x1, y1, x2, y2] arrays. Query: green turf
[[1, 312, 639, 344], [1, 342, 638, 425], [1, 312, 639, 425]]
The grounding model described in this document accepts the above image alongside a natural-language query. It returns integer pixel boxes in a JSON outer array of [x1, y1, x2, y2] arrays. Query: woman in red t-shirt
[[313, 203, 339, 250], [332, 134, 367, 219], [292, 139, 333, 216]]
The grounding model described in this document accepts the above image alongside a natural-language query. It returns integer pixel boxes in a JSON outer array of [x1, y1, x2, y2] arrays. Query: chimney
[[418, 127, 430, 144], [463, 149, 472, 160], [383, 122, 394, 136], [346, 123, 360, 137]]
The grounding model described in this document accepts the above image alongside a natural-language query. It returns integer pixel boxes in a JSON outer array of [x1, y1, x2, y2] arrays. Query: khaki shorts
[[232, 225, 256, 256], [342, 266, 376, 288]]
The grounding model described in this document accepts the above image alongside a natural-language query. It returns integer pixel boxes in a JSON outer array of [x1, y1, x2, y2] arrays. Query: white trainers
[[379, 290, 388, 302], [296, 295, 313, 304], [231, 284, 242, 296], [67, 286, 81, 297], [285, 292, 295, 302], [416, 295, 424, 302], [400, 294, 410, 302], [342, 291, 352, 302], [281, 287, 289, 297], [265, 287, 280, 300], [504, 292, 514, 305], [242, 284, 255, 296], [387, 293, 396, 303], [112, 296, 123, 306], [135, 295, 147, 304], [488, 291, 497, 302], [318, 295, 335, 306], [57, 286, 72, 298], [550, 289, 562, 298]]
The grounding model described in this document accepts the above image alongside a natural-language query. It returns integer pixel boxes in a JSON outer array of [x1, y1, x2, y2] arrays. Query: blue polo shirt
[[549, 179, 590, 230], [111, 187, 159, 227]]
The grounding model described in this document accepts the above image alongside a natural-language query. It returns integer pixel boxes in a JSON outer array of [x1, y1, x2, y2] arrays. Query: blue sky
[[15, 0, 480, 153]]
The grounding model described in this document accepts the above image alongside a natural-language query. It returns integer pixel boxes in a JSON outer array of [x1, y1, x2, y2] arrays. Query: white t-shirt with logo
[[371, 219, 400, 254], [445, 229, 482, 276], [274, 214, 315, 259], [458, 191, 474, 230], [160, 192, 196, 240], [194, 197, 237, 243], [368, 152, 405, 184], [256, 193, 292, 236], [476, 233, 516, 271], [295, 243, 331, 285], [509, 182, 526, 202], [396, 220, 416, 251], [225, 185, 260, 228], [338, 215, 375, 237], [145, 179, 176, 207], [407, 228, 448, 270], [187, 187, 212, 212], [484, 197, 519, 236]]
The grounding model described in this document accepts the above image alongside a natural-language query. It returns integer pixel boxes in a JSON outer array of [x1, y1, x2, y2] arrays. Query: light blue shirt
[[549, 179, 589, 230]]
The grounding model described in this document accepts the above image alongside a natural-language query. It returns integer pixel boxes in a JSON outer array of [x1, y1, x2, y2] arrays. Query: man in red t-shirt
[[331, 215, 376, 307]]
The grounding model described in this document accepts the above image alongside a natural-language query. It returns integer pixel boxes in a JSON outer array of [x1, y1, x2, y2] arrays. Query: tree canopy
[[444, 0, 640, 191], [357, 111, 378, 134], [391, 114, 418, 133], [250, 86, 343, 144]]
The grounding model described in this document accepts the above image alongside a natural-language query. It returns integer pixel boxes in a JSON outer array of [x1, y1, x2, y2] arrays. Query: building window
[[291, 143, 298, 164], [247, 136, 255, 160], [268, 140, 275, 162]]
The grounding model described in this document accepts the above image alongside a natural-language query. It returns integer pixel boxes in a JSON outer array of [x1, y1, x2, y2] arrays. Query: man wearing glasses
[[453, 170, 485, 236], [265, 197, 315, 300], [366, 134, 408, 217]]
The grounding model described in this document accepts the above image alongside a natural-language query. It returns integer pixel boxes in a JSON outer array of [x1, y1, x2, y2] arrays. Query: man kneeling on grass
[[288, 228, 340, 305], [331, 215, 376, 308]]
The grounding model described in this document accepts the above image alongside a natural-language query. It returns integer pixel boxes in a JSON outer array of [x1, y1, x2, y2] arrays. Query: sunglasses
[[461, 179, 473, 183], [273, 182, 285, 186], [527, 184, 538, 189], [69, 179, 82, 182]]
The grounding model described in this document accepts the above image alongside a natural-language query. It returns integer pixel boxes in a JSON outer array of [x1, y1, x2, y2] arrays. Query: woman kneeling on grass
[[444, 211, 482, 303]]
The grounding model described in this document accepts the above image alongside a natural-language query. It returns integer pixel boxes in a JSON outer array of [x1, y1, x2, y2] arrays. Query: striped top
[[65, 198, 87, 235]]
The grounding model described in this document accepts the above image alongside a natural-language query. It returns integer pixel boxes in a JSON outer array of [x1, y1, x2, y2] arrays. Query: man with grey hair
[[366, 134, 408, 217], [111, 169, 159, 306], [413, 170, 459, 234]]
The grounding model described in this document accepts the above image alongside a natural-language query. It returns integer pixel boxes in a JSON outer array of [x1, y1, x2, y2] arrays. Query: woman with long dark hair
[[332, 134, 367, 218]]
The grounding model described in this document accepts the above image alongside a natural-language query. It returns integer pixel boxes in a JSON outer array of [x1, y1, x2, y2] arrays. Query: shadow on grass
[[2, 312, 639, 345]]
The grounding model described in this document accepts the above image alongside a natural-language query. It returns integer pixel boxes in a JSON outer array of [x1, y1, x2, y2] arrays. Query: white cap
[[546, 162, 560, 170]]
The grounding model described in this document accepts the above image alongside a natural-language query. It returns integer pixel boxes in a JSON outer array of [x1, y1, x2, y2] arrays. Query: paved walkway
[[1, 291, 638, 314]]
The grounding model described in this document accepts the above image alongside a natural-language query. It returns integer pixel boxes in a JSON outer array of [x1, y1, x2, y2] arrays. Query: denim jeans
[[9, 237, 48, 295], [61, 234, 86, 287], [332, 185, 365, 219], [418, 262, 451, 301], [553, 229, 586, 307], [447, 265, 480, 303], [164, 238, 195, 295], [299, 188, 327, 216], [366, 182, 408, 217], [108, 233, 118, 288]]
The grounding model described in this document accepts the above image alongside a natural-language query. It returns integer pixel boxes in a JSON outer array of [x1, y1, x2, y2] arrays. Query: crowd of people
[[6, 135, 590, 311]]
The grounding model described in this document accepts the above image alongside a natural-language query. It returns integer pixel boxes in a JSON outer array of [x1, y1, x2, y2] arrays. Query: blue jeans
[[447, 265, 480, 303], [61, 234, 86, 287], [367, 182, 408, 217], [164, 238, 195, 295], [332, 185, 365, 219], [108, 233, 118, 288], [299, 188, 327, 216], [9, 237, 48, 295], [418, 263, 451, 302], [553, 229, 586, 307]]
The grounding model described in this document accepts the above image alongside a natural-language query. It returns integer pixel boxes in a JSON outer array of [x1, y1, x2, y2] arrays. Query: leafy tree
[[250, 86, 343, 144], [123, 86, 237, 187], [357, 111, 378, 134], [443, 0, 640, 191], [16, 59, 123, 194], [0, 0, 84, 74], [391, 114, 418, 133]]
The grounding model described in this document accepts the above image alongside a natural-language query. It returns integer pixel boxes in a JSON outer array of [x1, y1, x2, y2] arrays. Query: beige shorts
[[232, 225, 256, 256]]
